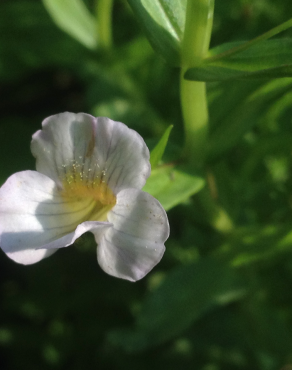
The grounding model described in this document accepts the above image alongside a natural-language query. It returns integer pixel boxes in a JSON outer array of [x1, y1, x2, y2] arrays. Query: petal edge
[[97, 189, 169, 281]]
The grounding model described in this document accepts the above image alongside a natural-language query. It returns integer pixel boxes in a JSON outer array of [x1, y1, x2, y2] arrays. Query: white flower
[[0, 113, 169, 281]]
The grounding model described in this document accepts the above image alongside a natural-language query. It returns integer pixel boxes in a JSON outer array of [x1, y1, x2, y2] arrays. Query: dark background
[[1, 1, 292, 369]]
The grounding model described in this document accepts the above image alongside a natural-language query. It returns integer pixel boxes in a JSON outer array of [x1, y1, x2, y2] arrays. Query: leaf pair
[[128, 1, 292, 81], [43, 1, 292, 82]]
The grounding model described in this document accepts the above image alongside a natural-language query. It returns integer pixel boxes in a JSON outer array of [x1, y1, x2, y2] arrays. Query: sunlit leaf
[[143, 166, 205, 210], [150, 125, 173, 169], [127, 0, 186, 65], [42, 0, 97, 49]]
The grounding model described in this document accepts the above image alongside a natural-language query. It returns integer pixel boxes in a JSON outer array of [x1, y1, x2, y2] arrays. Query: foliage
[[1, 0, 292, 369]]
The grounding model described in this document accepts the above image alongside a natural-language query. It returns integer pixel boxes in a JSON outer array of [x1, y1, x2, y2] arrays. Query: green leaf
[[127, 0, 186, 66], [108, 257, 247, 352], [185, 38, 292, 82], [205, 17, 292, 64], [42, 0, 97, 49], [143, 166, 205, 211], [184, 63, 292, 82], [0, 1, 85, 81], [217, 224, 292, 267], [208, 39, 292, 71], [150, 125, 173, 169], [208, 78, 292, 159]]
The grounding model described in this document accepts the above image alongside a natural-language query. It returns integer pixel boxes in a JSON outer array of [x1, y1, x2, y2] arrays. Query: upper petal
[[97, 189, 169, 282], [31, 113, 151, 193], [0, 171, 111, 264]]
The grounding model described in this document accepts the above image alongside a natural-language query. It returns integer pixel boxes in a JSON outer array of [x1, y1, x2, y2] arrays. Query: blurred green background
[[1, 0, 292, 369]]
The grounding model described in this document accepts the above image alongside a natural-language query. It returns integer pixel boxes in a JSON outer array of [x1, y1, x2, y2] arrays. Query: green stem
[[96, 0, 113, 49], [180, 0, 214, 167], [180, 76, 208, 166], [180, 1, 234, 232]]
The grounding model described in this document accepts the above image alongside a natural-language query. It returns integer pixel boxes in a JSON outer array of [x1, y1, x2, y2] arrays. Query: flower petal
[[31, 112, 151, 193], [97, 189, 169, 282], [4, 247, 57, 265], [0, 171, 111, 264], [38, 221, 111, 250]]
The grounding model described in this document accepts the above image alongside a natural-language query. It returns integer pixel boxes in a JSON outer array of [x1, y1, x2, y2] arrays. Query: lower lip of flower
[[60, 168, 116, 222]]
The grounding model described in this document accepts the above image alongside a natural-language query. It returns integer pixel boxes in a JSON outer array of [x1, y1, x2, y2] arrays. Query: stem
[[180, 0, 214, 167], [180, 1, 234, 232], [182, 0, 214, 67], [180, 76, 208, 166], [96, 0, 114, 49]]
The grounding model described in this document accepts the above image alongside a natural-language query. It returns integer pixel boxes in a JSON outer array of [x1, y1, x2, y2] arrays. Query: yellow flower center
[[60, 167, 116, 222]]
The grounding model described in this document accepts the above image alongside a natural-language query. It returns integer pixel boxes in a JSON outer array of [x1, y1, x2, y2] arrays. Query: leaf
[[108, 257, 247, 352], [217, 224, 292, 267], [208, 78, 292, 159], [150, 125, 173, 169], [127, 0, 186, 65], [184, 63, 292, 82], [143, 166, 205, 211], [42, 0, 97, 49], [205, 17, 292, 65], [208, 39, 292, 71], [185, 38, 292, 82], [0, 1, 84, 81]]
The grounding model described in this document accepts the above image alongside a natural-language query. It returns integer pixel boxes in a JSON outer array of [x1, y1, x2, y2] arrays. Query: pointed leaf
[[205, 16, 292, 65], [143, 166, 205, 211], [42, 0, 97, 49], [185, 38, 292, 82], [208, 39, 292, 71], [150, 125, 173, 169], [185, 63, 292, 82], [127, 0, 186, 65]]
